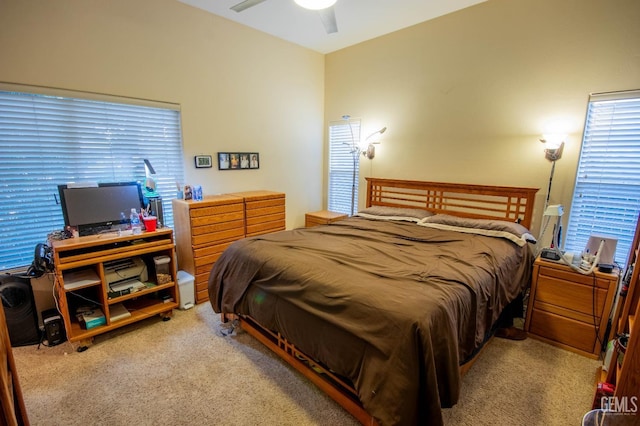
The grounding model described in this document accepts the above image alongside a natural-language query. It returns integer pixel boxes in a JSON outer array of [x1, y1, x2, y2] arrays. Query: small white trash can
[[176, 270, 195, 310]]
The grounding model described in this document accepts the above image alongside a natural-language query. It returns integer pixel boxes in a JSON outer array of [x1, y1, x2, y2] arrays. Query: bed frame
[[224, 178, 539, 425], [365, 177, 538, 229]]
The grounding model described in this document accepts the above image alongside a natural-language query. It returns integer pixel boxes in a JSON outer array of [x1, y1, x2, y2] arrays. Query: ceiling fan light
[[294, 0, 337, 11]]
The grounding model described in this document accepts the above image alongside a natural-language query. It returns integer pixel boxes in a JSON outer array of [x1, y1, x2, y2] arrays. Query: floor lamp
[[350, 124, 387, 216], [538, 135, 565, 253], [342, 115, 359, 216], [540, 135, 565, 213], [342, 115, 387, 216], [350, 147, 358, 216]]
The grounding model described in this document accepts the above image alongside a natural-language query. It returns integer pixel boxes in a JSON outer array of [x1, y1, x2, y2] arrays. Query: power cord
[[591, 273, 604, 360], [547, 220, 605, 275]]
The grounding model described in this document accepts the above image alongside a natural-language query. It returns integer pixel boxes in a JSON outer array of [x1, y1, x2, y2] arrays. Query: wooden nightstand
[[525, 257, 619, 358], [305, 210, 348, 228]]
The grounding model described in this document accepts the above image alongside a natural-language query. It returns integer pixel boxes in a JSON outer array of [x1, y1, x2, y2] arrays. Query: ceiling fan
[[230, 0, 338, 34]]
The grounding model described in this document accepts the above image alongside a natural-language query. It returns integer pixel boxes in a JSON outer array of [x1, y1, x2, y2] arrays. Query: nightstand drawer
[[529, 309, 596, 353], [537, 265, 611, 289], [534, 274, 608, 321]]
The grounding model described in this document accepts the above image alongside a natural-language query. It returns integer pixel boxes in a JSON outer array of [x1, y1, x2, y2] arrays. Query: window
[[328, 119, 361, 216], [564, 90, 640, 267], [0, 88, 185, 271]]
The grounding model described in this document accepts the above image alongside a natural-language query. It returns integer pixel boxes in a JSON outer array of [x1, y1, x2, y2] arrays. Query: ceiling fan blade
[[319, 6, 338, 34], [230, 0, 268, 13]]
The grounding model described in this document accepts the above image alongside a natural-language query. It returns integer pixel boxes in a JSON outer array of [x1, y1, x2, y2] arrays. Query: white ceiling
[[178, 0, 487, 54]]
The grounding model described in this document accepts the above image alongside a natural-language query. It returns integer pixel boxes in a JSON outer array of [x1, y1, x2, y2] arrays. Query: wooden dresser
[[172, 195, 245, 304], [525, 257, 618, 358], [231, 191, 286, 237], [173, 191, 286, 304]]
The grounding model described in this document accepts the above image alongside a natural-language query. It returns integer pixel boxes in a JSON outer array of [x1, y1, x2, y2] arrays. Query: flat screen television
[[58, 182, 144, 236]]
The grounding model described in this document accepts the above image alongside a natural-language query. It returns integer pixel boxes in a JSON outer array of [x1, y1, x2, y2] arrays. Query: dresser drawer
[[191, 211, 244, 228], [189, 203, 244, 219], [246, 197, 285, 210], [195, 273, 210, 293], [192, 227, 245, 246], [191, 218, 244, 236], [529, 308, 596, 353], [246, 219, 286, 236], [193, 241, 234, 265], [245, 204, 285, 219]]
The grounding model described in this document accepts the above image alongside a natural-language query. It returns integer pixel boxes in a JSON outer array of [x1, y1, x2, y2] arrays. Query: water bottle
[[130, 208, 142, 234]]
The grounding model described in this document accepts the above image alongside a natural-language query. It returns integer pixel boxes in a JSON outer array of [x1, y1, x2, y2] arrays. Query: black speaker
[[0, 275, 40, 346], [148, 197, 164, 227]]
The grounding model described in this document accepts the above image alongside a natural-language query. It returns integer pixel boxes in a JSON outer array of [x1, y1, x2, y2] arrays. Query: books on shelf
[[110, 303, 131, 322]]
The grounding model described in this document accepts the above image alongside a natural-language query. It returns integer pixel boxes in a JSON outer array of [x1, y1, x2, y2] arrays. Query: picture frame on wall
[[218, 153, 230, 170], [194, 155, 212, 168], [218, 152, 259, 170]]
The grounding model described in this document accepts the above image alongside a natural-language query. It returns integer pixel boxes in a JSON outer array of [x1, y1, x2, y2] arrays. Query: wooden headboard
[[365, 178, 539, 230]]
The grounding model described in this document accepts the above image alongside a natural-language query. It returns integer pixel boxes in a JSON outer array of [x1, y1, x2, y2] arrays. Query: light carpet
[[12, 303, 600, 425]]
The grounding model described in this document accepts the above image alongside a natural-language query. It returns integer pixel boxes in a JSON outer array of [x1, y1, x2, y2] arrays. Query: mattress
[[209, 215, 534, 425]]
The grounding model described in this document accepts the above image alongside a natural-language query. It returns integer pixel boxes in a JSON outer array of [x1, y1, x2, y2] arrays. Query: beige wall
[[0, 0, 325, 229], [325, 0, 640, 237], [2, 0, 639, 236]]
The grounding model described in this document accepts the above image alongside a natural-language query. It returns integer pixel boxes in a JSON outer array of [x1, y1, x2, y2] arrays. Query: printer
[[104, 257, 148, 293]]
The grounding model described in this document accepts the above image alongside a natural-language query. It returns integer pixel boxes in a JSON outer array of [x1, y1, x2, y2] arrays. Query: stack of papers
[[63, 269, 100, 290], [110, 279, 146, 293], [110, 303, 131, 322]]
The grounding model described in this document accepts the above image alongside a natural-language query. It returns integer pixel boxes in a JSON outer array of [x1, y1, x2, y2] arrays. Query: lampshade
[[540, 134, 566, 150], [294, 0, 337, 10], [361, 127, 387, 160], [540, 134, 565, 162], [543, 204, 564, 217], [143, 159, 156, 175]]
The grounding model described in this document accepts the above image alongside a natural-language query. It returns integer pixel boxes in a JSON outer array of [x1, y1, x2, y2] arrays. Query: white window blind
[[328, 119, 361, 216], [0, 89, 185, 270], [564, 90, 640, 267]]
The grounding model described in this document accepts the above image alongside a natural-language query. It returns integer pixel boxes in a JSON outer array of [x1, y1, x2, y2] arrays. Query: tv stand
[[51, 229, 178, 351]]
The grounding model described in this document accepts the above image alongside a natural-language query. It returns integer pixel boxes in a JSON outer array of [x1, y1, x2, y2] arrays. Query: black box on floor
[[42, 309, 65, 346]]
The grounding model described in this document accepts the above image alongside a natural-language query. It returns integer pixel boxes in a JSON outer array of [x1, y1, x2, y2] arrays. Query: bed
[[208, 178, 539, 425]]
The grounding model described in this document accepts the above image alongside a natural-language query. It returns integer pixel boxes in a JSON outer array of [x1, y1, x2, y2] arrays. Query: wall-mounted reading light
[[361, 127, 387, 160]]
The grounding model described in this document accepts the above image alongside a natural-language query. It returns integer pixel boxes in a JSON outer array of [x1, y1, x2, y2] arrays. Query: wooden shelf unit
[[603, 213, 640, 403], [525, 257, 618, 359], [51, 229, 178, 347]]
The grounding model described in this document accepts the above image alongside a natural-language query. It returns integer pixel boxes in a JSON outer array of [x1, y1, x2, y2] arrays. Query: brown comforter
[[209, 217, 533, 425]]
